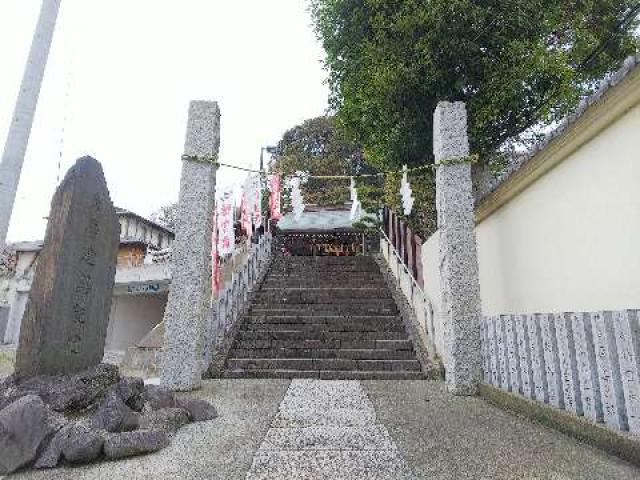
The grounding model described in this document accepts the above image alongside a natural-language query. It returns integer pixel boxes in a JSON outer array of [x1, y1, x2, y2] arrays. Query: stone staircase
[[223, 256, 427, 379]]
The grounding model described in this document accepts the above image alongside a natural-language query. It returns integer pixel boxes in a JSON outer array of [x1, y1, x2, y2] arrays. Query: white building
[[0, 208, 174, 364]]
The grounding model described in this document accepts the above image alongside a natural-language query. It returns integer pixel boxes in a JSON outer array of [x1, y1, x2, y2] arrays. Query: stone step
[[255, 288, 391, 299], [250, 305, 399, 315], [226, 358, 422, 372], [251, 296, 397, 306], [221, 369, 426, 380], [269, 264, 381, 272], [270, 259, 377, 267], [262, 274, 386, 288], [261, 279, 387, 288], [238, 330, 408, 342], [228, 348, 417, 360], [245, 317, 403, 331], [247, 315, 401, 324], [234, 338, 414, 351]]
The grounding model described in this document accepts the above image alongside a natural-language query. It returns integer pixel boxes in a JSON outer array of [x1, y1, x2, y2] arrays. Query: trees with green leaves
[[311, 0, 639, 168], [310, 0, 638, 237], [272, 116, 368, 206]]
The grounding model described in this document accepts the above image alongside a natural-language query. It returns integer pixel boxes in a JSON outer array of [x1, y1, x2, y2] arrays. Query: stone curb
[[478, 383, 640, 468]]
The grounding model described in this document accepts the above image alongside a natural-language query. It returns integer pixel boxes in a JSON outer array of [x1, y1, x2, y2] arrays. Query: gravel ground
[[4, 378, 640, 479], [8, 379, 290, 480], [364, 380, 640, 480]]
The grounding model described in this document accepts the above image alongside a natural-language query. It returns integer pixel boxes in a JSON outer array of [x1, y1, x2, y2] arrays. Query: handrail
[[204, 233, 272, 364], [379, 228, 428, 300], [378, 228, 437, 344]]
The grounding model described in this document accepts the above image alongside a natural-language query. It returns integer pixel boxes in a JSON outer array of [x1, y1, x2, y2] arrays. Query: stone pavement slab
[[261, 425, 395, 450], [364, 380, 640, 480], [246, 380, 411, 479], [7, 379, 289, 480]]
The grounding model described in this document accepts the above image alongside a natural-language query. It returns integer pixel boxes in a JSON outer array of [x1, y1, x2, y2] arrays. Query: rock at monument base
[[0, 395, 55, 474], [143, 385, 177, 410], [37, 422, 104, 468], [116, 376, 145, 412], [139, 408, 190, 435], [4, 363, 120, 412], [14, 156, 120, 378], [2, 363, 217, 472], [62, 423, 104, 464], [91, 392, 139, 433], [103, 430, 170, 460], [177, 398, 218, 422]]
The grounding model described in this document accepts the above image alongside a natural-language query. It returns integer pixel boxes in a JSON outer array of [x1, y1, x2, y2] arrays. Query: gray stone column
[[433, 101, 482, 395], [161, 101, 220, 391]]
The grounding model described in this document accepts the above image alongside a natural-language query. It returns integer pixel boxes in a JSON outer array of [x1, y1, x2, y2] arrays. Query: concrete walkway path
[[6, 379, 640, 479]]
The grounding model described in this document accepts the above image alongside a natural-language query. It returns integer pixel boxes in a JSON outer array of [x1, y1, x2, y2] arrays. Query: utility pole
[[0, 0, 62, 249]]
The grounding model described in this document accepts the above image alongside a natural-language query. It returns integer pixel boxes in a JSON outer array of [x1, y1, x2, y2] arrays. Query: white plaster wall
[[476, 102, 640, 315], [2, 250, 38, 344], [421, 231, 444, 356], [105, 294, 168, 352]]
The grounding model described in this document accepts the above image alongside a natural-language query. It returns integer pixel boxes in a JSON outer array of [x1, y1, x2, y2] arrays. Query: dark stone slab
[[14, 157, 120, 377]]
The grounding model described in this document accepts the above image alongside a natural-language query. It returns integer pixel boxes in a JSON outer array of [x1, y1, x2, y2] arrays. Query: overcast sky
[[0, 0, 329, 242]]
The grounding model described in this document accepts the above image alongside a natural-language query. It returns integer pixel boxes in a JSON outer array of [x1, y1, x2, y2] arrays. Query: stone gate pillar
[[433, 101, 482, 395], [161, 101, 220, 391]]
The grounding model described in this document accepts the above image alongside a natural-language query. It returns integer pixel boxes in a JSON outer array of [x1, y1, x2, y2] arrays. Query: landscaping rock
[[5, 363, 120, 412], [103, 430, 170, 460], [90, 391, 140, 432], [116, 376, 145, 412], [0, 395, 55, 474], [142, 385, 177, 410], [121, 409, 141, 432], [139, 408, 190, 435], [0, 393, 22, 412], [50, 423, 104, 465], [177, 398, 218, 422]]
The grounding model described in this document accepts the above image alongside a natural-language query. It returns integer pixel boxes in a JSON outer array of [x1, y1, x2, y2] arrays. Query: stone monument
[[554, 312, 583, 415], [527, 314, 548, 403], [161, 101, 219, 391], [571, 312, 603, 422], [515, 314, 534, 399], [612, 310, 640, 434], [433, 101, 483, 395], [14, 156, 119, 377], [591, 311, 627, 430], [539, 313, 564, 409]]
